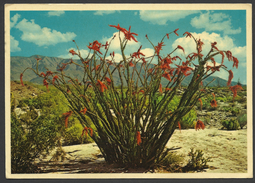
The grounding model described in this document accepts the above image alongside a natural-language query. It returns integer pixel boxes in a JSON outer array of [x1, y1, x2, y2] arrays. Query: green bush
[[221, 118, 240, 130], [183, 148, 212, 172], [180, 109, 197, 129], [63, 122, 93, 146], [11, 90, 67, 173], [237, 113, 247, 129]]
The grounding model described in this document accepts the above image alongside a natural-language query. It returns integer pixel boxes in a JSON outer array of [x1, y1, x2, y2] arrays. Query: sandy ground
[[36, 127, 247, 174]]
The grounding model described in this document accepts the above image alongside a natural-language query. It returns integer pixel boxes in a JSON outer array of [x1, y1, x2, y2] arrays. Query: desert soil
[[35, 127, 247, 174]]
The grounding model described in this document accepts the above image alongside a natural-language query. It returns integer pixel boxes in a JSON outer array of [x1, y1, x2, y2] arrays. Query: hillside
[[11, 55, 241, 87]]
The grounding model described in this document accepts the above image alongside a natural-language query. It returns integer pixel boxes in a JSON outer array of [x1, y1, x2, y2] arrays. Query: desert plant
[[11, 91, 67, 173], [20, 24, 239, 168], [237, 113, 247, 129], [221, 118, 240, 130], [183, 148, 212, 172]]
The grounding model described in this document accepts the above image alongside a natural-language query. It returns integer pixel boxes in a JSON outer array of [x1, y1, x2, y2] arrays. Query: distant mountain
[[10, 55, 241, 87]]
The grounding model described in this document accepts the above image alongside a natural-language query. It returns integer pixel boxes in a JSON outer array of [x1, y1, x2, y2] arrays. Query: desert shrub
[[217, 96, 227, 102], [221, 118, 240, 130], [180, 109, 197, 129], [183, 148, 212, 172], [11, 90, 68, 173], [20, 24, 240, 168], [63, 121, 93, 146], [237, 113, 247, 129], [157, 151, 184, 172]]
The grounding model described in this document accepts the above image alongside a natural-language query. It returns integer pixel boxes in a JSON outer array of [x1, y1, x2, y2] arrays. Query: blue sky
[[10, 10, 247, 84]]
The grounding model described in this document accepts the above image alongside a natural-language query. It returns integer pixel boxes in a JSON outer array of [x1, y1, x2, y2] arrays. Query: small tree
[[20, 24, 239, 168]]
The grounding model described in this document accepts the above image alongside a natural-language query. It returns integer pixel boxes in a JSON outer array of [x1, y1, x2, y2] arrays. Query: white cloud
[[105, 53, 124, 63], [10, 13, 21, 29], [15, 18, 76, 46], [101, 31, 140, 55], [139, 10, 200, 25], [172, 31, 246, 63], [58, 48, 89, 59], [190, 12, 241, 35], [94, 10, 119, 15], [172, 31, 246, 82], [10, 35, 21, 52], [48, 11, 65, 16]]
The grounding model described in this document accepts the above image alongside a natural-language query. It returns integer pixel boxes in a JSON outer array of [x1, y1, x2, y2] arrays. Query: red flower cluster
[[195, 120, 205, 130], [155, 42, 165, 55], [227, 70, 234, 86], [80, 107, 87, 115], [109, 24, 138, 42], [198, 98, 203, 111], [43, 79, 49, 92], [136, 131, 142, 145], [88, 40, 102, 54], [96, 80, 107, 92], [82, 127, 93, 137], [52, 75, 59, 84], [229, 85, 243, 100], [20, 73, 24, 86], [132, 45, 145, 58], [63, 111, 73, 128], [178, 121, 181, 133], [210, 93, 217, 108]]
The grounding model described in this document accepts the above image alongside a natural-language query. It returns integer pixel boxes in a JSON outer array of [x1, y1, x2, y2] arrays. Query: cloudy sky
[[9, 10, 246, 84]]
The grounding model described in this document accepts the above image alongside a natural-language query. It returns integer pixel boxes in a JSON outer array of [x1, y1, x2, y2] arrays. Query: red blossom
[[232, 56, 239, 69], [226, 50, 233, 61], [88, 40, 102, 54], [177, 45, 185, 54], [40, 72, 46, 77], [154, 42, 165, 55], [105, 77, 111, 85], [102, 41, 109, 49], [141, 58, 147, 65], [132, 45, 145, 58], [195, 120, 205, 130], [139, 89, 145, 94], [219, 51, 225, 64], [52, 75, 58, 84], [35, 57, 42, 61], [165, 88, 172, 91], [178, 121, 181, 133], [129, 61, 135, 67], [183, 32, 192, 38], [159, 84, 163, 93], [63, 111, 73, 128], [43, 79, 49, 92], [211, 42, 219, 51], [172, 56, 182, 61], [174, 28, 179, 36], [197, 39, 204, 53], [175, 64, 193, 76], [136, 131, 142, 145], [109, 24, 127, 33], [198, 98, 203, 111], [124, 26, 138, 42], [227, 70, 234, 86], [210, 58, 216, 67], [80, 108, 87, 115], [210, 92, 217, 107], [20, 73, 24, 86], [92, 64, 101, 72], [166, 33, 169, 39], [162, 71, 172, 81], [96, 80, 107, 92], [69, 49, 77, 55], [229, 85, 243, 100]]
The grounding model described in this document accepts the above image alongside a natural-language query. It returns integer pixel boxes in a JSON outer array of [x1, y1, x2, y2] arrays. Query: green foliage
[[237, 113, 247, 129], [217, 96, 227, 102], [221, 118, 240, 130], [180, 109, 197, 129], [183, 148, 212, 172], [221, 106, 241, 116], [11, 90, 68, 173], [63, 121, 93, 146]]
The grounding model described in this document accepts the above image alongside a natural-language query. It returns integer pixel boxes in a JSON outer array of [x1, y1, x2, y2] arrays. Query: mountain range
[[10, 55, 241, 87]]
